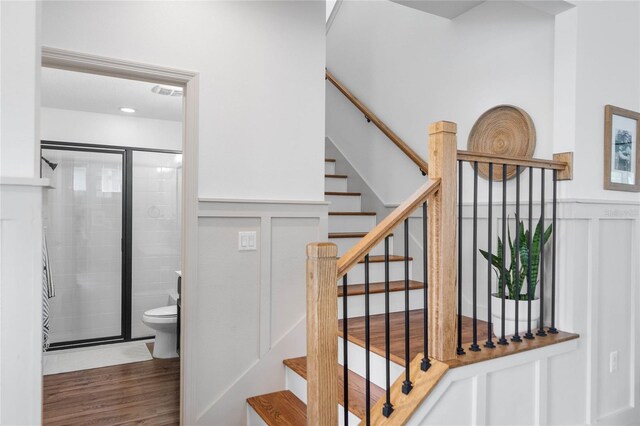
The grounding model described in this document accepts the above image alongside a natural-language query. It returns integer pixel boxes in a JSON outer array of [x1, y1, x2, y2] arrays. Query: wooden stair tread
[[325, 191, 361, 196], [329, 232, 392, 239], [283, 356, 384, 420], [329, 212, 376, 216], [339, 310, 490, 367], [247, 390, 306, 426], [325, 174, 348, 179], [338, 280, 424, 297]]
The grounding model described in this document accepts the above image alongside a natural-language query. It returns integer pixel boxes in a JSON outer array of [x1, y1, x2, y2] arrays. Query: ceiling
[[389, 0, 574, 19], [41, 67, 183, 122], [390, 1, 485, 19]]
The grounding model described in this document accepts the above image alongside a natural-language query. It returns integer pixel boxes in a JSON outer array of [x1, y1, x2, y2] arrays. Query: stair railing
[[307, 121, 457, 426], [307, 121, 573, 425], [453, 150, 572, 356], [326, 69, 430, 176]]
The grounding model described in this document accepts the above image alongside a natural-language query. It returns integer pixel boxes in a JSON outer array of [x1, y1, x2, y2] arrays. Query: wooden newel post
[[306, 242, 338, 426], [428, 121, 459, 361]]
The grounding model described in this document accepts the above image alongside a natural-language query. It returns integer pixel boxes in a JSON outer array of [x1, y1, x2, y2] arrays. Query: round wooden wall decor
[[467, 105, 536, 180]]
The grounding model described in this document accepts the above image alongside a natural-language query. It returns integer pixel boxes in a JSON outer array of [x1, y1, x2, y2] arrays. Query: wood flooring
[[43, 343, 180, 425]]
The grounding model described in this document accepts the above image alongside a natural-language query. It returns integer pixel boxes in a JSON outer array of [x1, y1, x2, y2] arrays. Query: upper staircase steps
[[325, 158, 337, 174]]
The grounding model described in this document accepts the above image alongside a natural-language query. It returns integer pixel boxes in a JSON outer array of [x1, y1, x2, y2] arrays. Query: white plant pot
[[491, 295, 540, 337]]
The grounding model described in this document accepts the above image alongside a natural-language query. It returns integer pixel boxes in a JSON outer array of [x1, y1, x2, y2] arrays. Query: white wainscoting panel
[[190, 199, 327, 425], [400, 199, 639, 425]]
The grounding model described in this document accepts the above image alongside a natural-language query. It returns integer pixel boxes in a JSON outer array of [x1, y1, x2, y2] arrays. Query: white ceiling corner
[[389, 0, 574, 19], [515, 1, 575, 16], [389, 1, 486, 19]]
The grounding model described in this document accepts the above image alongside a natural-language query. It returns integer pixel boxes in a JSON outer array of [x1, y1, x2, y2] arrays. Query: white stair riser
[[325, 161, 336, 174], [247, 406, 268, 426], [338, 337, 404, 390], [326, 194, 361, 212], [325, 177, 348, 192], [340, 261, 412, 285], [285, 367, 361, 425], [329, 215, 376, 233], [331, 236, 391, 257], [338, 288, 424, 319]]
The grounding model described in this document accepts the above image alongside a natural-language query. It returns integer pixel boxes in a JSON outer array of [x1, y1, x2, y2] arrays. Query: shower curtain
[[42, 231, 56, 350]]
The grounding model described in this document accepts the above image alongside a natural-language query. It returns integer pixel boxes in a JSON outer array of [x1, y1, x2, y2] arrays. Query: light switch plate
[[238, 231, 257, 251], [610, 351, 618, 373]]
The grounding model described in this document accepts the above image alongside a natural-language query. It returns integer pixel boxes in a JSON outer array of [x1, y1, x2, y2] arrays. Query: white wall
[[0, 2, 44, 425], [41, 1, 326, 202], [326, 0, 555, 205], [564, 1, 640, 202], [193, 200, 327, 425], [41, 107, 182, 151], [1, 1, 41, 178]]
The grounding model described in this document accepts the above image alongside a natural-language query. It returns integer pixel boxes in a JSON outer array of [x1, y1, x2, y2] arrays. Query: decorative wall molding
[[193, 200, 328, 425], [42, 46, 196, 85]]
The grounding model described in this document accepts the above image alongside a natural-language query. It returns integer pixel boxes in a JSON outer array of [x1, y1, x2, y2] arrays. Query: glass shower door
[[42, 148, 124, 345], [131, 151, 182, 338]]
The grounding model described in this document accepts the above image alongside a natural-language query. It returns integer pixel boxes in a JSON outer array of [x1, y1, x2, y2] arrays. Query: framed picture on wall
[[604, 105, 640, 192]]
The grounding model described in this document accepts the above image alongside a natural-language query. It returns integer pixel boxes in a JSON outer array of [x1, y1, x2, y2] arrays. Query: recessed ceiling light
[[120, 107, 136, 113]]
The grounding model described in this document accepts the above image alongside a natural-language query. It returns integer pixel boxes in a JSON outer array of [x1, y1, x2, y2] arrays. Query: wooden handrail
[[326, 69, 430, 175], [457, 150, 568, 170], [336, 178, 440, 279]]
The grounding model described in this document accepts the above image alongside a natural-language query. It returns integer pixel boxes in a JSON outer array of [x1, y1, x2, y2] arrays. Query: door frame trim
[[42, 46, 199, 425]]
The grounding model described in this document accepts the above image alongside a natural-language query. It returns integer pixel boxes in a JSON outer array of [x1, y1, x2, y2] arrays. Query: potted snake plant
[[480, 215, 552, 337]]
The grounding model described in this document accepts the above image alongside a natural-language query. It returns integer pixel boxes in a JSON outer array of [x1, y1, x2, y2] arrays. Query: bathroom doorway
[[39, 53, 194, 423], [41, 142, 183, 348]]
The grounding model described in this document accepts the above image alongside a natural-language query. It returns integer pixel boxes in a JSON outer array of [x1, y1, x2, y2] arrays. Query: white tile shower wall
[[43, 149, 123, 343], [131, 151, 182, 338]]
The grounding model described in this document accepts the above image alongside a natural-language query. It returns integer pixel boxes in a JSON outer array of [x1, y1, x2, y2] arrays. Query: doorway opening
[[39, 49, 197, 424]]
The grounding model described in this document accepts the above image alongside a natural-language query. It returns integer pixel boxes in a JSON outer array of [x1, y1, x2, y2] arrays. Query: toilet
[[142, 304, 178, 359]]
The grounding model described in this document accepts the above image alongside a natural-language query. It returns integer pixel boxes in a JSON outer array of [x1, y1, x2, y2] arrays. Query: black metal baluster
[[402, 220, 413, 394], [497, 164, 508, 345], [364, 255, 371, 425], [382, 236, 394, 417], [525, 167, 534, 340], [457, 161, 466, 356], [537, 169, 547, 337], [421, 202, 431, 371], [342, 274, 349, 424], [485, 163, 495, 348], [548, 170, 558, 334], [512, 166, 522, 342], [470, 161, 480, 352]]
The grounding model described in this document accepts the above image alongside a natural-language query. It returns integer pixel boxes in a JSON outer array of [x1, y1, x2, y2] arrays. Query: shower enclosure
[[42, 142, 182, 348]]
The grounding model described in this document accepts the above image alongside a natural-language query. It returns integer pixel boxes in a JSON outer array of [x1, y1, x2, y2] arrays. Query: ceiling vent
[[151, 85, 183, 97]]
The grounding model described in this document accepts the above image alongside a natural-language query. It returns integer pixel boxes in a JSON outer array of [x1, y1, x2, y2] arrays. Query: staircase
[[246, 157, 425, 425], [243, 70, 579, 424]]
